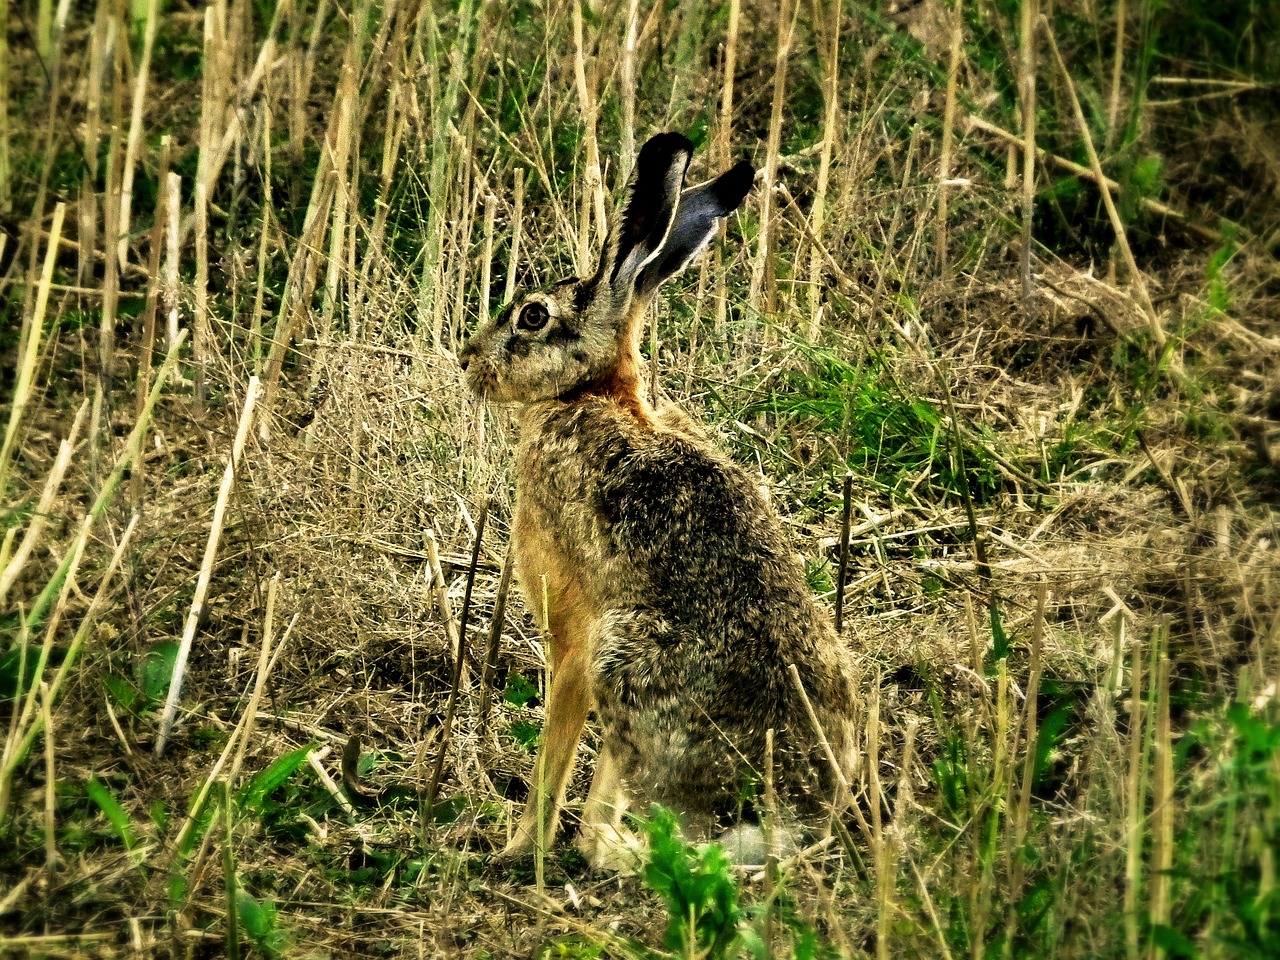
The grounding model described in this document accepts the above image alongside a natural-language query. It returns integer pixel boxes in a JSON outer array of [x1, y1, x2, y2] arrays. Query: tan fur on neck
[[563, 302, 654, 423]]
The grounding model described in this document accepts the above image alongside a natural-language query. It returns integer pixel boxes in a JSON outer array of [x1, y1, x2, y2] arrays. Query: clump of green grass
[[739, 340, 1000, 506], [1162, 698, 1280, 956], [641, 805, 751, 960]]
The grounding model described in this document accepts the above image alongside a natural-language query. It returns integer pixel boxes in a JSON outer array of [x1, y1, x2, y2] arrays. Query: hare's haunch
[[460, 133, 858, 869]]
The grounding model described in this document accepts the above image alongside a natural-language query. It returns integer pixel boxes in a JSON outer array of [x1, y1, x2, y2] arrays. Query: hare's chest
[[511, 421, 632, 640], [512, 489, 609, 661], [514, 431, 598, 545]]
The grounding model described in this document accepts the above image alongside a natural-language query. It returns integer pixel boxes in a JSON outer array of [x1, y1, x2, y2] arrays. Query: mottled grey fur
[[524, 399, 857, 830]]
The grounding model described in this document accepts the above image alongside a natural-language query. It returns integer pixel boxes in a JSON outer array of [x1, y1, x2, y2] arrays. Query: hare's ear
[[600, 132, 693, 298], [635, 160, 754, 300]]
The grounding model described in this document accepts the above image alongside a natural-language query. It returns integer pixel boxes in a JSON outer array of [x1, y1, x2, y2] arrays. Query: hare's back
[[592, 425, 856, 816], [593, 421, 818, 640]]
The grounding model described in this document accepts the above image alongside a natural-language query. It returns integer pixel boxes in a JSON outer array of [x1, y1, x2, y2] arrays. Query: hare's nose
[[458, 344, 472, 372]]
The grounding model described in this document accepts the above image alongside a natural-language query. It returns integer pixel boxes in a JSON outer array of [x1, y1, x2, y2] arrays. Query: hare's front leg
[[499, 615, 593, 860], [574, 743, 641, 871]]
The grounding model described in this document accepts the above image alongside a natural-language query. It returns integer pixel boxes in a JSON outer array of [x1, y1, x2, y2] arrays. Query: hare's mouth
[[463, 363, 491, 399], [463, 367, 494, 397], [463, 361, 512, 402]]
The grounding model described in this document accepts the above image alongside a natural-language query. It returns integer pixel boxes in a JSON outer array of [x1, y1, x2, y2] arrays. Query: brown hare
[[459, 132, 858, 869]]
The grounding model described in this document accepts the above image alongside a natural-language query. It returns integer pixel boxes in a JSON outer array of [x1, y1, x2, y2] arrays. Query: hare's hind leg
[[499, 617, 593, 860], [592, 607, 729, 839]]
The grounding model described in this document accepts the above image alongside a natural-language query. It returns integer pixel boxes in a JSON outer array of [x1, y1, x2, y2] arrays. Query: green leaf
[[85, 777, 139, 853], [503, 673, 539, 707], [508, 720, 541, 751], [235, 889, 288, 959], [103, 674, 140, 712], [1130, 153, 1165, 197], [1151, 923, 1198, 958], [139, 641, 180, 702], [989, 601, 1010, 662], [0, 644, 39, 702], [149, 799, 169, 833], [1034, 703, 1073, 787], [431, 795, 468, 825], [236, 745, 313, 814], [536, 939, 605, 959], [1206, 229, 1240, 314], [236, 889, 274, 939]]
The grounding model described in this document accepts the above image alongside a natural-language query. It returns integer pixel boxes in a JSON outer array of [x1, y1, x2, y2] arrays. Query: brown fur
[[564, 327, 652, 423]]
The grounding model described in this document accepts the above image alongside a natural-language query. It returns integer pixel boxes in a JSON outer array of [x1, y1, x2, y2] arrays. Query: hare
[[459, 132, 858, 869]]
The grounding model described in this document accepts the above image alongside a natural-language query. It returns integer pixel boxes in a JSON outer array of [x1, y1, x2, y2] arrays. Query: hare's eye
[[517, 303, 550, 331]]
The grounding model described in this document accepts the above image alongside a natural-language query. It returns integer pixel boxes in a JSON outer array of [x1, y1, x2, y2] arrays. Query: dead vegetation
[[1, 0, 1279, 957]]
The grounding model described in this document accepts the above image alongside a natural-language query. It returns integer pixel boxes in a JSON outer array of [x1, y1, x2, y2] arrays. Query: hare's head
[[460, 133, 753, 404]]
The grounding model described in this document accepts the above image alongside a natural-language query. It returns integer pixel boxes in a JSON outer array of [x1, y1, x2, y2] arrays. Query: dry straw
[[571, 0, 606, 272], [0, 401, 87, 606], [1148, 633, 1175, 946], [478, 547, 515, 738], [1042, 17, 1165, 347], [99, 18, 123, 381], [0, 203, 65, 495], [116, 0, 159, 267], [194, 178, 210, 406], [1019, 0, 1039, 303], [78, 7, 106, 285], [0, 0, 10, 213], [163, 170, 182, 347], [156, 376, 263, 756], [806, 0, 841, 339], [620, 0, 641, 180], [1105, 0, 1129, 151], [750, 0, 799, 317], [425, 503, 489, 820], [834, 472, 854, 634], [1005, 580, 1048, 944], [714, 0, 741, 335], [867, 682, 890, 960], [135, 135, 171, 445], [935, 0, 964, 272], [424, 529, 466, 690]]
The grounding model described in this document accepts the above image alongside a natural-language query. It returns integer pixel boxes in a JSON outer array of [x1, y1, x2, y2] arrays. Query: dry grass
[[2, 1, 1279, 958]]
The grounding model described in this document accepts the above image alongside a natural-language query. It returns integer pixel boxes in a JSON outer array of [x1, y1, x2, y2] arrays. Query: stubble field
[[1, 1, 1278, 957]]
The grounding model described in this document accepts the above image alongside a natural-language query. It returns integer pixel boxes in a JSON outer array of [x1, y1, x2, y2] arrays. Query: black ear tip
[[714, 161, 756, 211], [639, 132, 695, 169]]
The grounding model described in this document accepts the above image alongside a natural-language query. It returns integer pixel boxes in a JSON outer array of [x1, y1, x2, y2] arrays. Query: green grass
[[736, 338, 1001, 506]]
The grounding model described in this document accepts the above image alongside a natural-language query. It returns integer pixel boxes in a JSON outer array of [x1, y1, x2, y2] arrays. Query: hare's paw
[[574, 819, 644, 874], [493, 809, 554, 863], [495, 835, 530, 860], [714, 822, 802, 869]]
